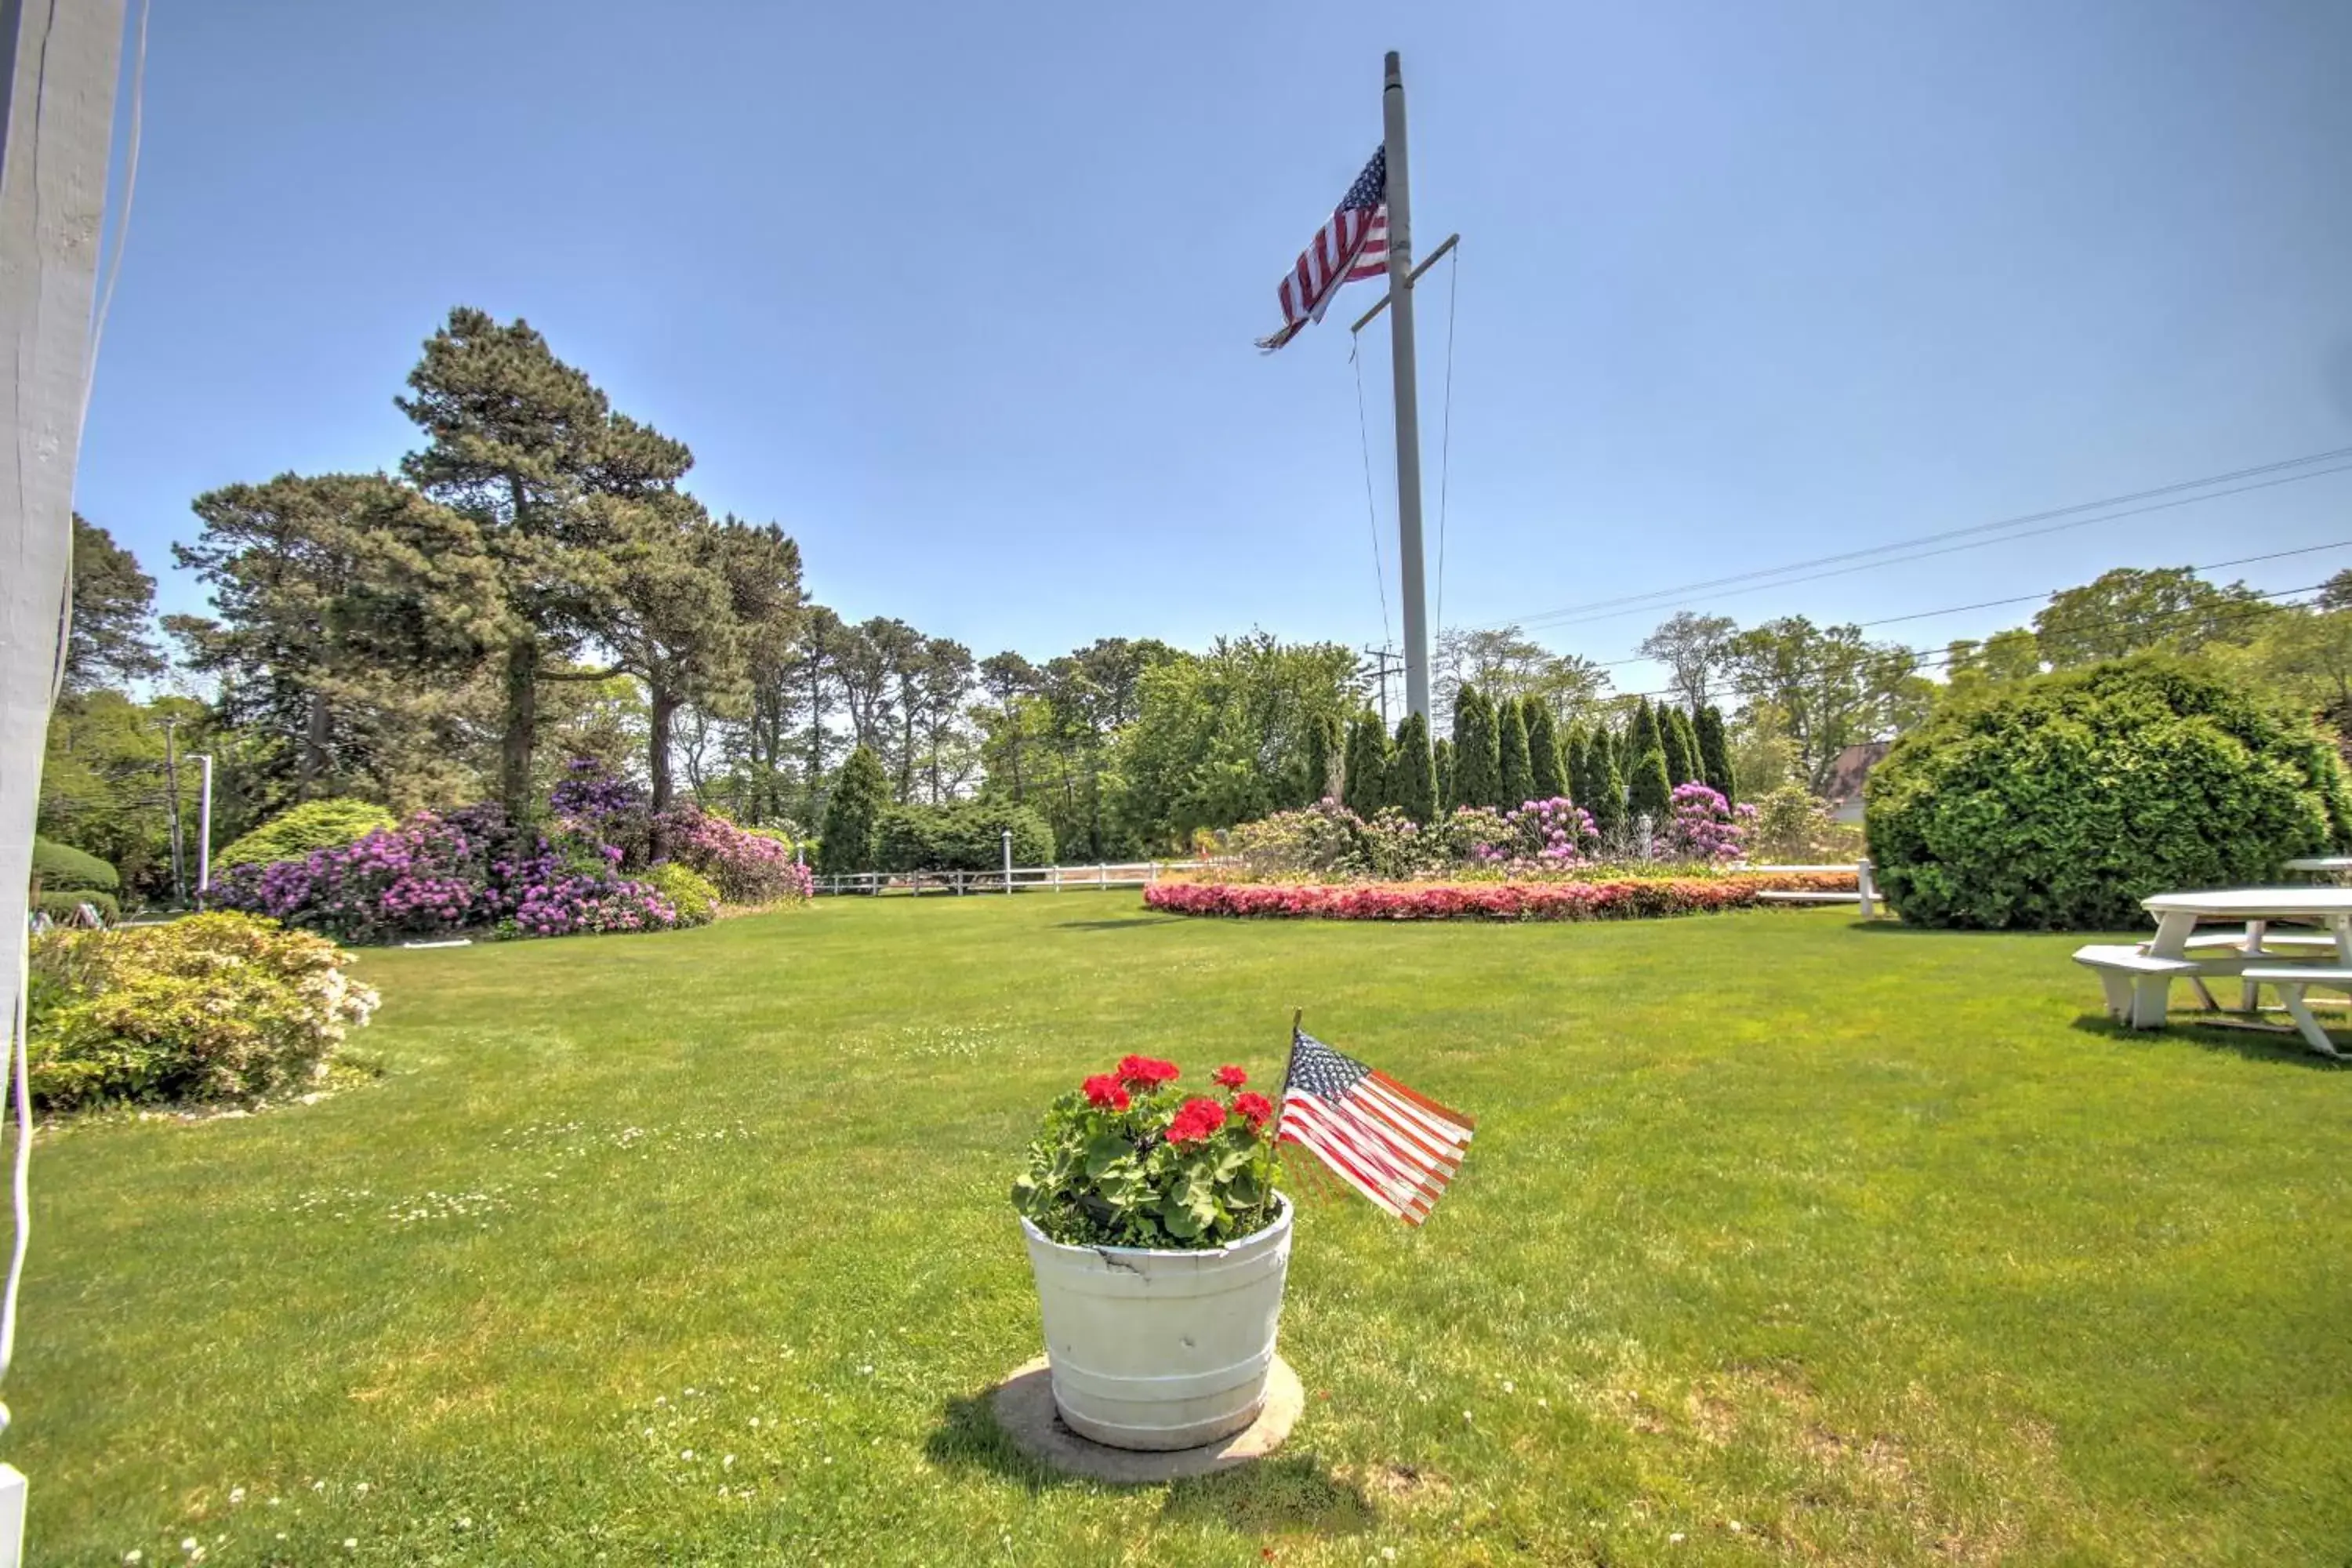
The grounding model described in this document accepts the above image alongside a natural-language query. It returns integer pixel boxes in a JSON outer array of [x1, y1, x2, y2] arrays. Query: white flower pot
[[1018, 1196, 1293, 1451]]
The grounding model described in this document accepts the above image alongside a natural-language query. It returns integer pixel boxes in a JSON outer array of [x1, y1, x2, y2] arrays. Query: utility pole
[[1360, 644, 1404, 729], [160, 715, 184, 905], [1383, 50, 1431, 724]]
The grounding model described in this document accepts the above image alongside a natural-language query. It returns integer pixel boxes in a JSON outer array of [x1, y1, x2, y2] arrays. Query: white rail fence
[[813, 860, 1216, 897]]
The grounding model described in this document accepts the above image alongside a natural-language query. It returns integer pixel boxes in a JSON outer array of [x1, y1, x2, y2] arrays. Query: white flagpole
[[1381, 51, 1431, 723]]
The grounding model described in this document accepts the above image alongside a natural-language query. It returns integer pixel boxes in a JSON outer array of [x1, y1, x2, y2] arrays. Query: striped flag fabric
[[1255, 147, 1390, 353], [1276, 1023, 1472, 1225]]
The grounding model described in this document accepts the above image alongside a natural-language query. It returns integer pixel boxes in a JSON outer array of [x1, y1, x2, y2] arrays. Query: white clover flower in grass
[[343, 1541, 357, 1552], [227, 1487, 245, 1504], [123, 1552, 142, 1565]]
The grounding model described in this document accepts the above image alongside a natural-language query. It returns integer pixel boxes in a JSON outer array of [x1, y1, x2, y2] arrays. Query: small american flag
[[1256, 147, 1390, 353], [1277, 1022, 1472, 1224]]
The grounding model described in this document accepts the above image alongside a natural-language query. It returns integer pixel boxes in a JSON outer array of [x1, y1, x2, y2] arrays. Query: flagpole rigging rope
[[1351, 343, 1393, 650], [1433, 243, 1459, 652]]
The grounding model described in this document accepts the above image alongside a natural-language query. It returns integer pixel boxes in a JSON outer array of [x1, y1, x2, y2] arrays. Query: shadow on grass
[[1053, 916, 1188, 931], [921, 1388, 1374, 1534], [2067, 1013, 2352, 1069]]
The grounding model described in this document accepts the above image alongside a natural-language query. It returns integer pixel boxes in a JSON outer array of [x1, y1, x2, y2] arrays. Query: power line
[[1606, 580, 2328, 708], [1581, 538, 2352, 673], [1480, 445, 2352, 634]]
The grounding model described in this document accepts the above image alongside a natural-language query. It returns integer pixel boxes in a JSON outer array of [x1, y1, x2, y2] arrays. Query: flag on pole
[[1276, 1022, 1472, 1224], [1255, 147, 1389, 352]]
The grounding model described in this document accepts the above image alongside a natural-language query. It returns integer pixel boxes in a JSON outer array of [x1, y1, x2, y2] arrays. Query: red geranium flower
[[1232, 1091, 1275, 1131], [1164, 1096, 1229, 1145], [1213, 1065, 1248, 1089], [1081, 1073, 1131, 1112], [1116, 1054, 1180, 1090]]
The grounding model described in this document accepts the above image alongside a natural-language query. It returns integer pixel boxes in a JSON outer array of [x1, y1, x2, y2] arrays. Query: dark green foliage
[[1341, 711, 1390, 818], [1589, 731, 1628, 836], [215, 798, 397, 871], [65, 514, 164, 692], [1301, 710, 1343, 806], [818, 746, 890, 874], [1656, 710, 1693, 785], [1696, 705, 1735, 804], [31, 838, 119, 893], [1432, 738, 1456, 814], [1526, 705, 1564, 801], [1627, 700, 1672, 825], [1627, 746, 1673, 829], [873, 800, 1055, 872], [1662, 706, 1698, 785], [1451, 684, 1501, 811], [1498, 699, 1534, 810], [1867, 656, 2352, 929], [1387, 713, 1437, 824], [1564, 725, 1595, 808]]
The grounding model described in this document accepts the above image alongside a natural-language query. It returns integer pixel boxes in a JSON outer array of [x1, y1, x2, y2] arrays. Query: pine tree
[[1498, 698, 1534, 810], [1526, 702, 1564, 801], [1301, 710, 1343, 805], [1386, 713, 1437, 823], [1696, 704, 1735, 804], [1341, 710, 1390, 818], [1589, 728, 1628, 837], [1432, 737, 1456, 814], [819, 745, 889, 874], [1627, 698, 1673, 829], [399, 307, 696, 819], [1450, 684, 1501, 811], [1660, 703, 1696, 786], [1629, 697, 1662, 762]]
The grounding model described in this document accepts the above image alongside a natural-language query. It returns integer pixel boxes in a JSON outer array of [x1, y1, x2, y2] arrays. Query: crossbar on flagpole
[[1348, 232, 1460, 336]]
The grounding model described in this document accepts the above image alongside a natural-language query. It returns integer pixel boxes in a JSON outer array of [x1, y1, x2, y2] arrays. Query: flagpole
[[1381, 51, 1431, 723]]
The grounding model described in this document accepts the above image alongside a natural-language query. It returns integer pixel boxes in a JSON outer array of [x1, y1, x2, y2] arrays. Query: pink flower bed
[[1144, 873, 1855, 923]]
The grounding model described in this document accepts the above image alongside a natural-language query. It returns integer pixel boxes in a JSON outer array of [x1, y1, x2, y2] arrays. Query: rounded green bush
[[640, 862, 720, 927], [27, 911, 378, 1110], [31, 837, 118, 893], [1865, 655, 2352, 929], [216, 797, 397, 871]]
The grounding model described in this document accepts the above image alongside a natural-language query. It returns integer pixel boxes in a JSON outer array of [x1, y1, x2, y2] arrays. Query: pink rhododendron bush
[[1145, 873, 1856, 924], [1219, 789, 1769, 886]]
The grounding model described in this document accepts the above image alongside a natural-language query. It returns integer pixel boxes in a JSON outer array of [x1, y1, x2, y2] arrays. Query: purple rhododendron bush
[[209, 760, 811, 945]]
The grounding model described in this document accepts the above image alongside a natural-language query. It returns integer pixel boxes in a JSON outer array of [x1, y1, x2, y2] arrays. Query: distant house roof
[[1823, 741, 1892, 824]]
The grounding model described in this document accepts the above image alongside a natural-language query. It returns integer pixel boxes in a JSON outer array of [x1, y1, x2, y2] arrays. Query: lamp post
[[191, 755, 214, 900]]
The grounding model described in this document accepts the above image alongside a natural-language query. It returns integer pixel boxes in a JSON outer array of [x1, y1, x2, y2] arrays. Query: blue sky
[[77, 0, 2352, 694]]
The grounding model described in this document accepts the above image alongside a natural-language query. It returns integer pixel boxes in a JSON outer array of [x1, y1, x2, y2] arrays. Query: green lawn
[[13, 897, 2352, 1566]]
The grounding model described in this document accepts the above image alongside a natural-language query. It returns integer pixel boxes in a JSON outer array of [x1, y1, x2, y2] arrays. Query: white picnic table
[[2075, 888, 2352, 1057]]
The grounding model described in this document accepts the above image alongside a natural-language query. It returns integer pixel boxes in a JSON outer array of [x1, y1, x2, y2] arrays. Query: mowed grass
[[13, 897, 2352, 1566]]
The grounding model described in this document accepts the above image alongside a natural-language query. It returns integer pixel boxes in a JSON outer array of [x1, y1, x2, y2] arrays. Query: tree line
[[37, 303, 2352, 899]]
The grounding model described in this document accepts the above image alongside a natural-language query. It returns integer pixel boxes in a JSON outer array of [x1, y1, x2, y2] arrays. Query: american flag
[[1277, 1025, 1472, 1225], [1256, 147, 1390, 353]]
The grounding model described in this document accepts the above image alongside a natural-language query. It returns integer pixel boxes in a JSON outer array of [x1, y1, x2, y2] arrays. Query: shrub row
[[1144, 873, 1856, 923]]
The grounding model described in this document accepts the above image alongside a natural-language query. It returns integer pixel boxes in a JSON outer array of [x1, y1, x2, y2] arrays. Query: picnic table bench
[[2074, 888, 2352, 1058]]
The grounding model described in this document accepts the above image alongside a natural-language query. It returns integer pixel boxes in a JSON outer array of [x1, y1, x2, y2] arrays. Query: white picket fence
[[812, 860, 1216, 897]]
